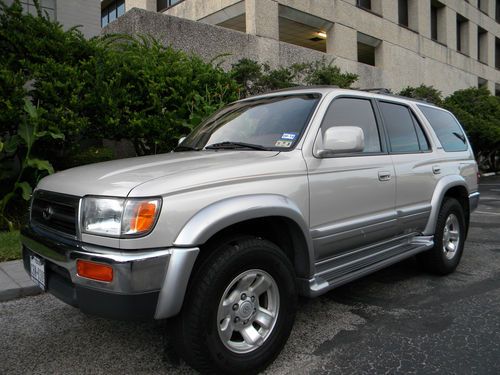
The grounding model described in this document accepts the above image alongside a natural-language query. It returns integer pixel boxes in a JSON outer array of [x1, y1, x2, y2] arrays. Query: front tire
[[417, 197, 466, 275], [170, 237, 297, 374]]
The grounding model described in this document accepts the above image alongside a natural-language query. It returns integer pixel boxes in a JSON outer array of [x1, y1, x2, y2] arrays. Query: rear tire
[[169, 236, 297, 374], [417, 197, 466, 275]]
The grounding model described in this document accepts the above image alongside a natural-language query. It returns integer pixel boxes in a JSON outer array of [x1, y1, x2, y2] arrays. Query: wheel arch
[[423, 176, 470, 236], [173, 194, 314, 279]]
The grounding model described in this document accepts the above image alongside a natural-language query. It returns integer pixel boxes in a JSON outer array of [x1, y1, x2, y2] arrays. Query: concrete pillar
[[487, 32, 496, 67], [407, 0, 419, 32], [444, 6, 456, 49], [416, 0, 430, 38], [488, 0, 496, 17], [126, 0, 156, 12], [245, 0, 279, 40], [326, 23, 357, 61], [469, 22, 478, 61], [381, 0, 398, 23]]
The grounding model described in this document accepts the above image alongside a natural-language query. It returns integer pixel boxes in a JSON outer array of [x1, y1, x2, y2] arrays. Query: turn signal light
[[129, 201, 158, 233], [77, 260, 113, 282]]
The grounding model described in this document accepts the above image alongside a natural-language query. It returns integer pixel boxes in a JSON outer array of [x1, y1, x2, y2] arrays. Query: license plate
[[30, 255, 46, 291]]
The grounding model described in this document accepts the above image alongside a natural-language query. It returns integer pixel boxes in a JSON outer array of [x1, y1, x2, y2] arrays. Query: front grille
[[31, 190, 80, 237]]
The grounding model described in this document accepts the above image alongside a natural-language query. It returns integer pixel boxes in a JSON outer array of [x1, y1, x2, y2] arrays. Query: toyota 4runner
[[21, 87, 480, 374]]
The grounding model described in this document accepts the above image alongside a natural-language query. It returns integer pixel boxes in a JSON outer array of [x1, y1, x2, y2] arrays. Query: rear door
[[377, 100, 438, 234], [305, 96, 398, 261]]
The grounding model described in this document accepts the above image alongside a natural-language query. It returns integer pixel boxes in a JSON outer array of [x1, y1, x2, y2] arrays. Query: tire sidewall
[[200, 241, 297, 373], [434, 198, 466, 270]]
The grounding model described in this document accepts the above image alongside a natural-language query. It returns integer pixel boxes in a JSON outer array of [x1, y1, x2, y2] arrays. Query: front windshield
[[178, 94, 321, 151]]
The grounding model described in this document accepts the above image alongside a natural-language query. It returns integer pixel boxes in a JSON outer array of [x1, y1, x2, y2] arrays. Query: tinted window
[[418, 105, 468, 152], [379, 102, 420, 153], [411, 112, 430, 151], [322, 98, 381, 153]]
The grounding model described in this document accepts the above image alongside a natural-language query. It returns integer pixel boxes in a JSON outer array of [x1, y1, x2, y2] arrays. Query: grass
[[0, 230, 21, 262]]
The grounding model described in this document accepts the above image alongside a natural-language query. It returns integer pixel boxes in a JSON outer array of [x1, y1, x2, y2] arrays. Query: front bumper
[[21, 225, 198, 320]]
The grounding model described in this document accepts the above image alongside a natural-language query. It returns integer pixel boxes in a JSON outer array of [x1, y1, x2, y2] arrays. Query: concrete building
[[104, 0, 500, 96], [5, 0, 101, 38]]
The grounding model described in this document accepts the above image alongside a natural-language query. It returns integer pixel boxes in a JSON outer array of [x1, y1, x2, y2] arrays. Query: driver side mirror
[[317, 126, 364, 157]]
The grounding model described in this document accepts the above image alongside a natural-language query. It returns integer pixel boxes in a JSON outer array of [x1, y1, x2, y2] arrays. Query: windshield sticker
[[281, 132, 298, 140], [275, 140, 293, 148]]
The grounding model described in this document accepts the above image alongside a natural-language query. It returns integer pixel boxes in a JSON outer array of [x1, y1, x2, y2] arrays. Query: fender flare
[[173, 194, 314, 275], [422, 175, 469, 235]]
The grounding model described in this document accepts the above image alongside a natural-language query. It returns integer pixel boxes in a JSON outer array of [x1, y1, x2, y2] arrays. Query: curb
[[0, 260, 42, 302]]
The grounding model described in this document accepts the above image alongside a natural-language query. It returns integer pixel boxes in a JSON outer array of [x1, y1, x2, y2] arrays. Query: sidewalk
[[0, 260, 42, 302]]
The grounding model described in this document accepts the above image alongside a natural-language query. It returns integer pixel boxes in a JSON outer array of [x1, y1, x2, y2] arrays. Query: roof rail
[[359, 88, 393, 94], [266, 85, 339, 94], [359, 87, 434, 105]]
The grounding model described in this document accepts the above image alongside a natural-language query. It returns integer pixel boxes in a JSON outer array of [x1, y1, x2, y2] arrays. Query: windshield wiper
[[174, 145, 201, 152], [205, 141, 272, 151], [452, 132, 466, 144]]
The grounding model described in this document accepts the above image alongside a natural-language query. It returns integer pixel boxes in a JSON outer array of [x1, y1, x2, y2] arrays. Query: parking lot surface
[[1, 176, 499, 374]]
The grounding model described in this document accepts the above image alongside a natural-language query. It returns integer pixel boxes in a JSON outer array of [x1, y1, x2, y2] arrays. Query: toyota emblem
[[42, 206, 54, 221]]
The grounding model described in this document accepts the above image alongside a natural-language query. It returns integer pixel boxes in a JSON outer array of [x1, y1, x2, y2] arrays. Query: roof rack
[[267, 85, 339, 94], [359, 88, 393, 94]]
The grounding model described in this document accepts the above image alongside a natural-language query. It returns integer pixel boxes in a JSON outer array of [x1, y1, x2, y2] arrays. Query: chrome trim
[[154, 247, 199, 319], [21, 226, 171, 294], [469, 192, 480, 212]]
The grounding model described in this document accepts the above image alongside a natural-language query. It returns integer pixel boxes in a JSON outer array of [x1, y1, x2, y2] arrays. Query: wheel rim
[[443, 213, 460, 260], [217, 269, 280, 354]]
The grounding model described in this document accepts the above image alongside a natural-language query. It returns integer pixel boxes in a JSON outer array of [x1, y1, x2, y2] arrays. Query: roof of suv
[[239, 86, 438, 107]]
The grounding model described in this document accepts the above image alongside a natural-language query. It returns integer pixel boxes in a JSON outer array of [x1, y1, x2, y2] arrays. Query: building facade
[[5, 0, 101, 38], [103, 0, 500, 95]]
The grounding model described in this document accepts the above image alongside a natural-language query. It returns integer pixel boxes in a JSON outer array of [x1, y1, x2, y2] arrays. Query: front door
[[305, 96, 397, 262]]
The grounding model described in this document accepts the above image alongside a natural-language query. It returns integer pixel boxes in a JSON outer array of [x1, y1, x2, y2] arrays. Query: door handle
[[378, 171, 391, 181], [432, 165, 441, 174]]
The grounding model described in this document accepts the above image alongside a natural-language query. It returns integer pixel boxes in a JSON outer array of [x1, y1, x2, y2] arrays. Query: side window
[[322, 98, 381, 153], [411, 112, 430, 151], [418, 105, 468, 152], [379, 102, 420, 153]]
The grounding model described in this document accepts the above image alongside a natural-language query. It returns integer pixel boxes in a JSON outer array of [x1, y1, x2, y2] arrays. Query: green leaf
[[18, 121, 35, 148], [3, 136, 20, 153], [23, 98, 38, 119], [15, 182, 33, 201], [36, 130, 65, 140], [26, 158, 54, 174], [0, 141, 3, 152]]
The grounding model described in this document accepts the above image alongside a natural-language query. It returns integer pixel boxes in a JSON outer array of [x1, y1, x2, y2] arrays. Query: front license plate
[[30, 255, 46, 291]]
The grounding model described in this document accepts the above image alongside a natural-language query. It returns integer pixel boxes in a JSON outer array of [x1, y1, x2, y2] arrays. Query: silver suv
[[21, 87, 479, 374]]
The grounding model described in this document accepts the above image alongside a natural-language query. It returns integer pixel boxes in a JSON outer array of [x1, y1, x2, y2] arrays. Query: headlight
[[82, 197, 161, 238]]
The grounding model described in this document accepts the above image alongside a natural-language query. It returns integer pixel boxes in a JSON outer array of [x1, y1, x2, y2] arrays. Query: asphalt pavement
[[1, 176, 499, 374]]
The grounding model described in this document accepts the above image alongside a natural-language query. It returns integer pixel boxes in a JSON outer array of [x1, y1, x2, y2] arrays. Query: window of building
[[478, 0, 489, 15], [496, 83, 500, 97], [356, 0, 382, 15], [19, 0, 56, 20], [496, 37, 500, 69], [478, 27, 488, 63], [357, 32, 381, 66], [456, 14, 469, 55], [101, 0, 125, 27], [496, 0, 500, 22], [398, 0, 409, 27], [418, 105, 468, 152], [157, 0, 182, 12], [379, 102, 421, 153], [321, 98, 382, 153], [478, 77, 488, 88], [431, 1, 446, 44]]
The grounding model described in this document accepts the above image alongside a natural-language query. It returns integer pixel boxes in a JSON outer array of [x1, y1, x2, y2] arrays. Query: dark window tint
[[418, 106, 468, 152], [412, 112, 430, 151], [398, 0, 409, 27], [322, 98, 381, 153], [379, 102, 420, 153]]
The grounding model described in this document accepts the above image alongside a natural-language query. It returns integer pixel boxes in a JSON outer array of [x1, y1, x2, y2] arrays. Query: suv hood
[[37, 151, 280, 197]]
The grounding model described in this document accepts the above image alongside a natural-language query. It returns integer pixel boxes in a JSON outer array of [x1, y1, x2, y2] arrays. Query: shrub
[[398, 85, 443, 105]]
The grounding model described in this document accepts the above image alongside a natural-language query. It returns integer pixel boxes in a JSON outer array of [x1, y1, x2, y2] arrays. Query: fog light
[[76, 260, 113, 282]]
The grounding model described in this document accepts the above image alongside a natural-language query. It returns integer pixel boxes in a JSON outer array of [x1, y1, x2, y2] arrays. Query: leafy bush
[[444, 88, 500, 171], [231, 58, 358, 97], [398, 85, 443, 106]]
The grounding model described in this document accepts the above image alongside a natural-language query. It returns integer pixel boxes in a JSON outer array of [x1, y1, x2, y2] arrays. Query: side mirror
[[178, 136, 186, 145], [317, 126, 364, 157]]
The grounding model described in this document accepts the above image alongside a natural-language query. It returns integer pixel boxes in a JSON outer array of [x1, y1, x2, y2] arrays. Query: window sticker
[[275, 140, 293, 148], [281, 132, 298, 140]]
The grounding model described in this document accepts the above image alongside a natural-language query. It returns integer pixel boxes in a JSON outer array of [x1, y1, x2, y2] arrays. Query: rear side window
[[418, 105, 468, 152], [322, 98, 381, 153], [379, 102, 421, 153]]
